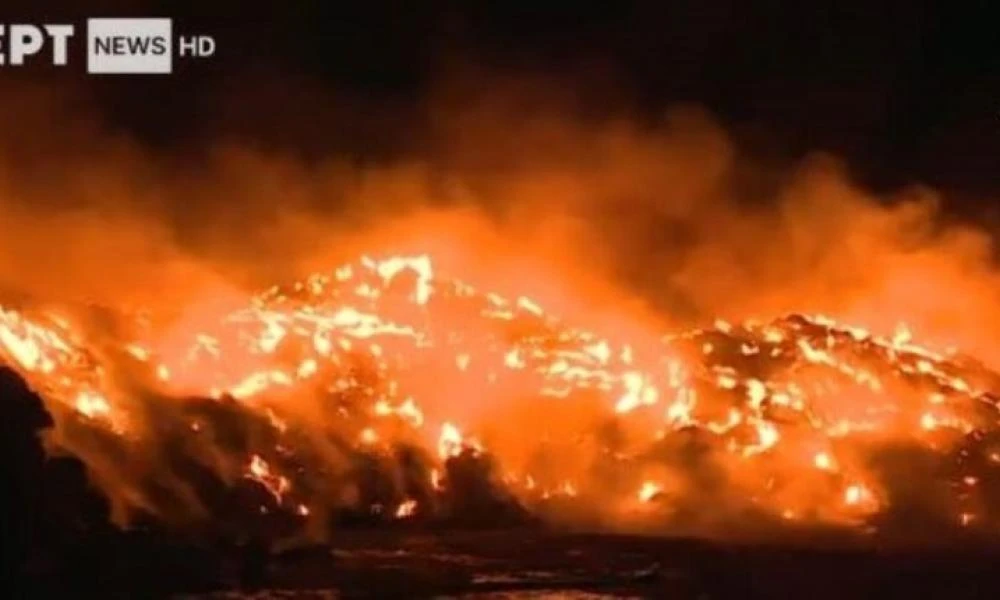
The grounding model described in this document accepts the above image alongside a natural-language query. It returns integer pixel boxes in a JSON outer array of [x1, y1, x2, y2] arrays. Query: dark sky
[[4, 1, 1000, 197]]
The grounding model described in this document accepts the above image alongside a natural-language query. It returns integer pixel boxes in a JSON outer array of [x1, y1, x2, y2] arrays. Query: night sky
[[3, 1, 999, 198]]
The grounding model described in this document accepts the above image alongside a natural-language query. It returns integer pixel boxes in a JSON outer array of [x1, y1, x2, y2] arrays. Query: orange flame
[[1, 253, 998, 533]]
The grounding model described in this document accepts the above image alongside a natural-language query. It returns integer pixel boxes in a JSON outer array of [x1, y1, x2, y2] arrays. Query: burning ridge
[[2, 254, 1000, 541]]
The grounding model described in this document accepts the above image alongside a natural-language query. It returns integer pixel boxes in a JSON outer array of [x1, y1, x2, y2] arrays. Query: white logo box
[[87, 18, 172, 74]]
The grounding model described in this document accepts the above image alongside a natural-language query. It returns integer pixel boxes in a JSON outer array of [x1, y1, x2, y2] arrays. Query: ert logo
[[0, 18, 214, 74]]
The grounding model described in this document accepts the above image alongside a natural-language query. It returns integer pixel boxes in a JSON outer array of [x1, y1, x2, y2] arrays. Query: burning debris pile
[[3, 254, 1000, 544]]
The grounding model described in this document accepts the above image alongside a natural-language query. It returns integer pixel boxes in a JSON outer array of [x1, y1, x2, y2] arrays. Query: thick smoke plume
[[1, 76, 997, 353], [2, 72, 1000, 543]]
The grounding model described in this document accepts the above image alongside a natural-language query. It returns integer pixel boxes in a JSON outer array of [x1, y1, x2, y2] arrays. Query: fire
[[637, 481, 662, 503], [395, 499, 418, 518], [246, 454, 291, 502], [813, 452, 835, 471], [0, 306, 123, 430], [2, 253, 1000, 535], [438, 423, 465, 459], [842, 483, 879, 514]]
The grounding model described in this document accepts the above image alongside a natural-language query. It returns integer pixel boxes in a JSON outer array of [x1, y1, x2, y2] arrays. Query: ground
[[33, 529, 989, 599]]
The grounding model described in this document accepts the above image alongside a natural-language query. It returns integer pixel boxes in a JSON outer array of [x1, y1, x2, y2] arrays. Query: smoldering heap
[[3, 252, 1000, 554]]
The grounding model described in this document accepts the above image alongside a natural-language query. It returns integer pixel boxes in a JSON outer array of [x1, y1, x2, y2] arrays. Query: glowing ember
[[438, 423, 465, 459], [246, 454, 291, 502], [2, 253, 1000, 534], [813, 452, 835, 472], [637, 481, 662, 503], [395, 499, 418, 518]]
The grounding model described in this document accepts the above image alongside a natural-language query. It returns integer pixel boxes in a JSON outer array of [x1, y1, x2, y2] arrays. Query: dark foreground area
[[185, 530, 1000, 599], [13, 528, 1000, 599]]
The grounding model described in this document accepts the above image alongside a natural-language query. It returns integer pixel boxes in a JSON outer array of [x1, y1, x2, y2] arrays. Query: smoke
[[2, 72, 997, 353], [2, 70, 1000, 541]]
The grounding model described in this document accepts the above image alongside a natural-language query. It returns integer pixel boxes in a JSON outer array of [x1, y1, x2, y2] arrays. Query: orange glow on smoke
[[2, 252, 1000, 534]]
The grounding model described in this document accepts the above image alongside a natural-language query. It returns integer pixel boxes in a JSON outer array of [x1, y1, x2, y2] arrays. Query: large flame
[[2, 253, 1000, 536]]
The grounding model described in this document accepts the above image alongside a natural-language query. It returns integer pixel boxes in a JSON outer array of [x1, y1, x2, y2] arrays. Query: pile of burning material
[[3, 253, 1000, 544]]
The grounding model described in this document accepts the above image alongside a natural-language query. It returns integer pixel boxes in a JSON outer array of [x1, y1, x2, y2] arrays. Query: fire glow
[[2, 253, 1000, 535]]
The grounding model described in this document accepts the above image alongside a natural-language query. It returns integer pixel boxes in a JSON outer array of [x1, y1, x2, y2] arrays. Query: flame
[[2, 253, 1000, 534], [438, 422, 465, 459], [246, 454, 291, 502], [637, 481, 662, 503], [395, 499, 418, 518]]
